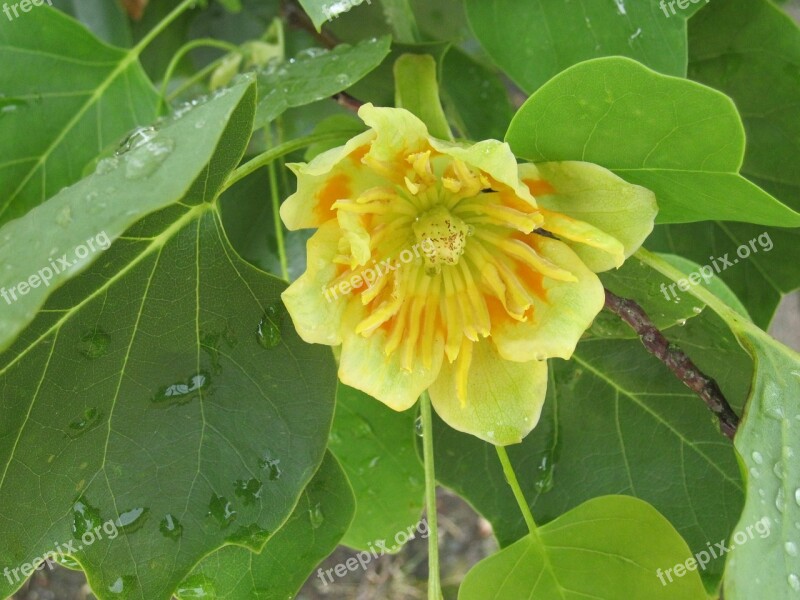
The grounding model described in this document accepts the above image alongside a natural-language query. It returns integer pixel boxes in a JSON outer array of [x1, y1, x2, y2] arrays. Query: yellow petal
[[281, 221, 350, 345], [518, 162, 657, 272], [429, 338, 548, 445], [339, 301, 445, 411], [490, 236, 604, 362]]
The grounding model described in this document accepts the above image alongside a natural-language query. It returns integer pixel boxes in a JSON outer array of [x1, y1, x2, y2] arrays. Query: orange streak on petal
[[315, 173, 351, 222], [523, 178, 556, 197], [349, 144, 371, 164]]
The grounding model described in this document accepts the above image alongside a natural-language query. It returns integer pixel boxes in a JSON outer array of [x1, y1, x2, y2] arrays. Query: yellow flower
[[281, 104, 657, 444]]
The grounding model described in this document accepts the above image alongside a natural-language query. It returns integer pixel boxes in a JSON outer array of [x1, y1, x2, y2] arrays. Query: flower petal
[[519, 161, 657, 272], [429, 338, 548, 445], [490, 235, 605, 362], [281, 129, 378, 230], [431, 138, 538, 209], [281, 221, 348, 345], [338, 305, 445, 411]]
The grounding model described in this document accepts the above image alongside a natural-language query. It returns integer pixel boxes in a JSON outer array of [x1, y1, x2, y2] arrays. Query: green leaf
[[432, 329, 748, 587], [0, 7, 159, 222], [459, 496, 707, 600], [648, 223, 797, 328], [329, 384, 424, 550], [255, 36, 392, 127], [465, 0, 691, 94], [505, 57, 800, 227], [393, 53, 451, 140], [723, 328, 800, 600], [0, 78, 257, 353], [177, 452, 355, 600], [441, 47, 514, 142], [297, 0, 375, 31], [637, 249, 800, 600], [0, 79, 338, 600], [646, 0, 800, 328]]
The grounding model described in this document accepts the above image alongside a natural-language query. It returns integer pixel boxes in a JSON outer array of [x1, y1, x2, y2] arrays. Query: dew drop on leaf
[[160, 514, 183, 541]]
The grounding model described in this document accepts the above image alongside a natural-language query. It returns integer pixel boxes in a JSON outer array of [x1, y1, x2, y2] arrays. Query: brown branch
[[603, 289, 740, 440]]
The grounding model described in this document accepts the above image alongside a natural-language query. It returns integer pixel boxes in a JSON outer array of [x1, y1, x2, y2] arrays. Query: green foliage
[[1, 0, 799, 598]]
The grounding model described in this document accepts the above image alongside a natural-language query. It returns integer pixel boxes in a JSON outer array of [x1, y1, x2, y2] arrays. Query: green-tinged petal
[[357, 103, 431, 163], [281, 129, 377, 230], [519, 162, 657, 272], [281, 221, 348, 345], [491, 236, 605, 361], [432, 138, 538, 208], [339, 303, 445, 411], [429, 338, 548, 445]]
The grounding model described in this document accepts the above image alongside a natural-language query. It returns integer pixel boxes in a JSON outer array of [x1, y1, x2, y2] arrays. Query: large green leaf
[[0, 79, 257, 353], [465, 0, 699, 94], [329, 384, 424, 550], [0, 79, 337, 600], [505, 57, 800, 227], [297, 0, 375, 31], [638, 249, 800, 600], [432, 323, 749, 587], [459, 496, 707, 599], [0, 7, 159, 222], [177, 452, 355, 600], [648, 0, 800, 328], [255, 36, 392, 127]]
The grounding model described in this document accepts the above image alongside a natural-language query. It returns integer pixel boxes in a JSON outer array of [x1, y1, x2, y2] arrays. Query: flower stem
[[222, 130, 359, 191], [496, 446, 537, 535], [419, 391, 443, 600], [264, 125, 289, 280]]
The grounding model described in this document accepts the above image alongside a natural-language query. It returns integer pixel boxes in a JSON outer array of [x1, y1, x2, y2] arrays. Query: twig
[[603, 289, 740, 439]]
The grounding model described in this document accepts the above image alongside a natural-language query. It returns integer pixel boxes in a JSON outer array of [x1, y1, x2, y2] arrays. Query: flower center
[[413, 205, 471, 273]]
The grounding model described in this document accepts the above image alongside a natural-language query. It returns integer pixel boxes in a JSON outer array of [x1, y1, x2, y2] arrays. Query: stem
[[223, 130, 358, 190], [264, 126, 289, 280], [419, 391, 443, 600], [132, 0, 199, 59], [604, 288, 740, 439], [157, 39, 241, 113], [495, 446, 537, 535]]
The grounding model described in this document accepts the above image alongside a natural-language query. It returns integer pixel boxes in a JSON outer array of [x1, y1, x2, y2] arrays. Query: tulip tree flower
[[281, 104, 657, 445]]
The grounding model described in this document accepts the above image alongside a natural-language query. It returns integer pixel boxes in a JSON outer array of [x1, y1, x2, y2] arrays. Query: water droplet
[[79, 327, 111, 359], [160, 514, 183, 540], [335, 73, 350, 86], [152, 372, 210, 406], [234, 478, 263, 505], [256, 303, 283, 348], [789, 573, 800, 591], [177, 574, 217, 599], [309, 503, 324, 529], [228, 523, 270, 547], [259, 455, 282, 480], [55, 206, 72, 227], [795, 488, 800, 506], [208, 495, 237, 528], [777, 488, 786, 513], [95, 157, 119, 175], [116, 507, 149, 533], [534, 455, 555, 493], [72, 497, 102, 537], [67, 408, 104, 439], [775, 462, 785, 480], [677, 318, 687, 327], [368, 456, 380, 468], [752, 451, 764, 465], [108, 577, 124, 594], [787, 542, 799, 557], [124, 138, 175, 180], [692, 306, 703, 314], [415, 416, 424, 437], [116, 126, 158, 156]]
